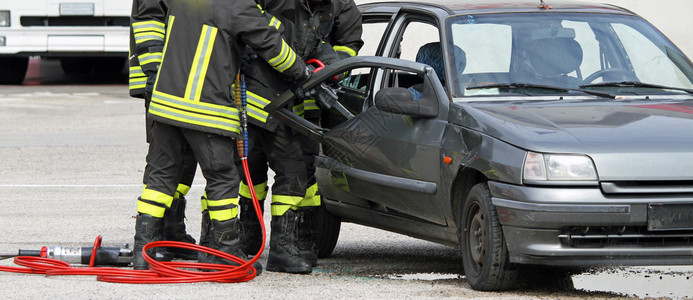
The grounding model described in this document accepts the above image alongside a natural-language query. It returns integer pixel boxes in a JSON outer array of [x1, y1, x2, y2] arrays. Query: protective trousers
[[239, 122, 312, 273], [140, 121, 240, 221], [143, 117, 198, 260], [241, 123, 307, 214]]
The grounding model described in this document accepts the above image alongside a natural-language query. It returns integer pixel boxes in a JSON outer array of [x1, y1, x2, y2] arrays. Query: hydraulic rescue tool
[[305, 59, 351, 118], [0, 236, 132, 266]]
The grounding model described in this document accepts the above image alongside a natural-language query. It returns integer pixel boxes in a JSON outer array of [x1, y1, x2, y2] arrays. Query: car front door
[[267, 55, 450, 226]]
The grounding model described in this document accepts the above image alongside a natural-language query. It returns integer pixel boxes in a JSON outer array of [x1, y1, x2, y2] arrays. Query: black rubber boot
[[240, 197, 265, 255], [199, 218, 263, 274], [163, 196, 197, 260], [267, 210, 312, 274], [132, 213, 164, 270], [197, 208, 212, 262], [297, 206, 319, 267]]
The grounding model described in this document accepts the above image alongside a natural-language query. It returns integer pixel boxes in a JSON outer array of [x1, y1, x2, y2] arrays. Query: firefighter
[[130, 0, 311, 270], [128, 0, 197, 262], [236, 0, 363, 273]]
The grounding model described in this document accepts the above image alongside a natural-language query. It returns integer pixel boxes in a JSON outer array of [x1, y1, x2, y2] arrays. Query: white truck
[[0, 0, 131, 84]]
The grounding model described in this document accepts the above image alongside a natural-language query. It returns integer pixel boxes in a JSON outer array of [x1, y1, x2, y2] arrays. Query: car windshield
[[446, 12, 693, 99]]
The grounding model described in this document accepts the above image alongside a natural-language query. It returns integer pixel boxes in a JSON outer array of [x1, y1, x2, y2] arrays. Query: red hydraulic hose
[[0, 153, 266, 284]]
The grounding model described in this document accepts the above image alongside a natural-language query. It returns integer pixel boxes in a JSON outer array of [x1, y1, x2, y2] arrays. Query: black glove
[[291, 66, 313, 99], [144, 74, 156, 107], [242, 47, 257, 71]]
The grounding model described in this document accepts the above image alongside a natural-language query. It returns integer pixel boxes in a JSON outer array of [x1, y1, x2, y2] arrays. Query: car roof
[[359, 0, 636, 16]]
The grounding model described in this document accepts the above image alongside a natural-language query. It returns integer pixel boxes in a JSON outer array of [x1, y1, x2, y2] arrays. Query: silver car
[[266, 0, 693, 291]]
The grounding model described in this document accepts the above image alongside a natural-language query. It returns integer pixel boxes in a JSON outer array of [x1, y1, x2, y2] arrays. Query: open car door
[[265, 56, 452, 229]]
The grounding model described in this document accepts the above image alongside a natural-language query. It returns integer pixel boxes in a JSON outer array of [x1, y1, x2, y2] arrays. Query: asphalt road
[[0, 60, 691, 299]]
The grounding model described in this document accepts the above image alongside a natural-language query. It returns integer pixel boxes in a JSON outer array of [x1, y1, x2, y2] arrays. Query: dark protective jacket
[[133, 0, 309, 138], [129, 0, 165, 100], [243, 0, 364, 129]]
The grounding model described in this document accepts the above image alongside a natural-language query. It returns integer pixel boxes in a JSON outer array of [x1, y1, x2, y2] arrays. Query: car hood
[[451, 99, 693, 180]]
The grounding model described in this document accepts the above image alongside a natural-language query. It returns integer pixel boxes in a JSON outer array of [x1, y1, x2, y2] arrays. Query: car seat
[[520, 36, 583, 88], [408, 42, 466, 99]]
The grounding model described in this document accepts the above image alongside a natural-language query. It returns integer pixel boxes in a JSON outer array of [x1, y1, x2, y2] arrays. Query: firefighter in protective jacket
[[236, 0, 363, 274], [129, 0, 199, 263], [130, 0, 310, 270]]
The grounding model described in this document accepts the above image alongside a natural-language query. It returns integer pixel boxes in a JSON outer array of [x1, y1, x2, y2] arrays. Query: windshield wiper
[[580, 81, 693, 94], [467, 82, 616, 99]]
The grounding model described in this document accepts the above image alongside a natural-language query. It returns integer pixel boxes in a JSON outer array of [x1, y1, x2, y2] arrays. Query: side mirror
[[375, 87, 438, 118]]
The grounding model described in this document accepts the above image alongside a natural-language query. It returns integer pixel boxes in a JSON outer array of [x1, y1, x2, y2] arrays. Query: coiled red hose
[[0, 159, 265, 284]]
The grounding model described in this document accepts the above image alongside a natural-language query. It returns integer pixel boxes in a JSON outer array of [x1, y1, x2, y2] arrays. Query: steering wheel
[[581, 68, 632, 85]]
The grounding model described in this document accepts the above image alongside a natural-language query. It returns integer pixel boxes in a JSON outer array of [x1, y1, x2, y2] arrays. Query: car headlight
[[0, 11, 9, 27], [523, 152, 597, 182]]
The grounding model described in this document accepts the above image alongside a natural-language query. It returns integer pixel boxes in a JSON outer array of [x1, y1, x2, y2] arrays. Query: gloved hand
[[291, 66, 312, 99], [242, 47, 257, 71], [144, 74, 156, 105]]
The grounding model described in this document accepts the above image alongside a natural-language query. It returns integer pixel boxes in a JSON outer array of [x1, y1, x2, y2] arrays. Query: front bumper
[[489, 181, 693, 266], [0, 27, 128, 56]]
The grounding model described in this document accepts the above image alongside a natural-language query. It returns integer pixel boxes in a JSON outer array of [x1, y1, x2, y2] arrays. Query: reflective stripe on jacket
[[244, 0, 363, 129], [135, 0, 307, 137]]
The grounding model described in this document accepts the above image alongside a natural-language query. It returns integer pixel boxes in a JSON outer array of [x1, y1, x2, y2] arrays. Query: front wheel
[[461, 183, 518, 291], [0, 57, 29, 84], [315, 199, 341, 258]]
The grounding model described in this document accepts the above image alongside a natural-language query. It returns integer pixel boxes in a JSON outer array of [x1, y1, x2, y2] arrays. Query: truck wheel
[[60, 58, 91, 74], [92, 57, 127, 74], [0, 57, 29, 84], [461, 183, 518, 291], [315, 199, 341, 258]]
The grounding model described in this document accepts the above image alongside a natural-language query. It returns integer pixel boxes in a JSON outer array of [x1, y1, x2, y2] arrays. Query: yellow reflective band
[[134, 31, 165, 44], [129, 78, 146, 89], [271, 195, 303, 216], [149, 91, 240, 134], [185, 25, 217, 101], [276, 47, 297, 73], [138, 52, 162, 66], [256, 4, 265, 13], [269, 17, 281, 30], [177, 184, 191, 196], [208, 208, 237, 221], [300, 183, 321, 207], [132, 21, 166, 34], [268, 41, 299, 72], [130, 66, 145, 77], [304, 99, 319, 111], [292, 102, 305, 116], [245, 90, 271, 123], [129, 66, 146, 88], [138, 188, 174, 218], [142, 188, 173, 206], [207, 197, 237, 207], [268, 42, 290, 68], [137, 201, 166, 218], [201, 194, 208, 212], [153, 15, 174, 92], [246, 90, 271, 108], [207, 197, 239, 221], [247, 104, 269, 123], [240, 181, 268, 200], [305, 183, 318, 198], [333, 45, 357, 57], [300, 194, 321, 207]]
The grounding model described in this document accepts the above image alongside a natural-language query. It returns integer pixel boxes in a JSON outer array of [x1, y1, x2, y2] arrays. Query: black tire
[[461, 182, 518, 291], [0, 57, 29, 84], [518, 266, 577, 290], [315, 199, 341, 258], [92, 57, 127, 74], [60, 57, 92, 74]]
